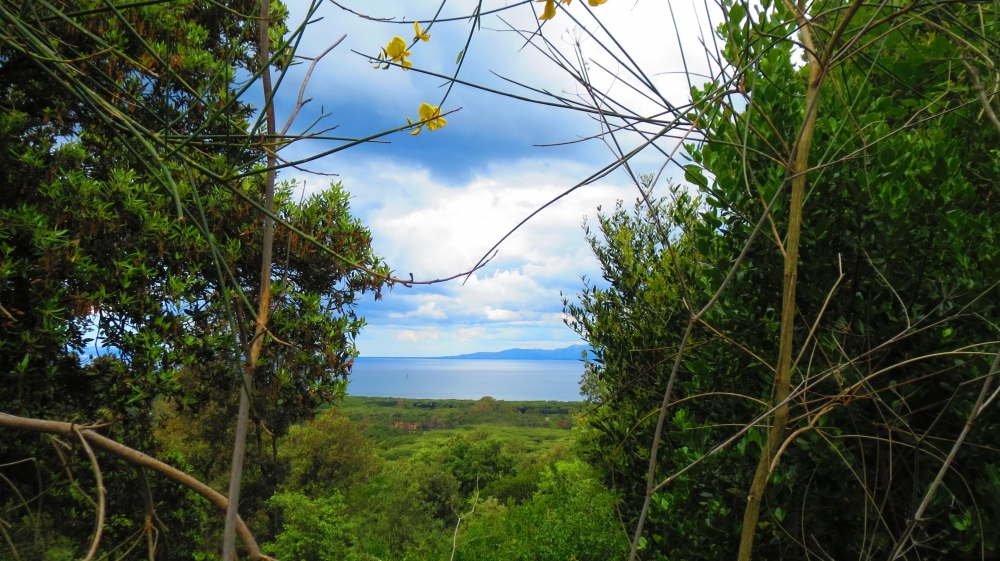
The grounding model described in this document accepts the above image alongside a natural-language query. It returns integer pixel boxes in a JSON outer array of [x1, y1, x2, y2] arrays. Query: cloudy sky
[[268, 0, 717, 356]]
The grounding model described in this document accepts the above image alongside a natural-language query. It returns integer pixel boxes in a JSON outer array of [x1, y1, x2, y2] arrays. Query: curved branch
[[75, 429, 105, 561], [0, 413, 269, 560]]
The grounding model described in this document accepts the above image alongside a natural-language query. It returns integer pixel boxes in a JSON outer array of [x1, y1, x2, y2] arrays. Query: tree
[[277, 408, 379, 497], [456, 461, 628, 561], [565, 1, 1000, 558], [263, 491, 356, 561], [0, 1, 391, 558]]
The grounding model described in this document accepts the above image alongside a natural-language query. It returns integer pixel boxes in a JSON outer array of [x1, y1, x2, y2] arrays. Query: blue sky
[[268, 0, 716, 356]]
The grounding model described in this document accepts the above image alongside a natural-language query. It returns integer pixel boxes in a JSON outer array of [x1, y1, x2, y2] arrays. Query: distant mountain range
[[440, 344, 592, 360]]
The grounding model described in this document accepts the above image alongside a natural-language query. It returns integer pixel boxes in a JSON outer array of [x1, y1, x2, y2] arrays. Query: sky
[[266, 0, 719, 356]]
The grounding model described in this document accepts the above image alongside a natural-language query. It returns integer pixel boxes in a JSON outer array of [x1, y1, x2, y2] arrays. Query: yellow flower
[[407, 103, 447, 135], [381, 36, 412, 69], [537, 0, 603, 19], [538, 0, 572, 20], [413, 21, 431, 42]]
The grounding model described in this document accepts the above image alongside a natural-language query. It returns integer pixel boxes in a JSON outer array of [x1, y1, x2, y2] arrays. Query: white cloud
[[396, 329, 440, 342], [388, 301, 448, 320], [328, 158, 634, 277], [484, 306, 521, 321], [271, 0, 722, 356], [331, 157, 638, 355]]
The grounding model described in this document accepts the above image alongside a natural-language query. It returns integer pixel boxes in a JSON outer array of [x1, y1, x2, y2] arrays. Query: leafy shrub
[[263, 492, 354, 561], [280, 408, 379, 495], [456, 461, 628, 561]]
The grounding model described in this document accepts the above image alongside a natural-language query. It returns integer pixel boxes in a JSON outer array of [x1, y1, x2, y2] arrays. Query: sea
[[347, 358, 585, 402]]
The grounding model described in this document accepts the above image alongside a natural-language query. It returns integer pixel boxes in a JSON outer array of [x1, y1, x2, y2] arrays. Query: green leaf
[[684, 164, 709, 189]]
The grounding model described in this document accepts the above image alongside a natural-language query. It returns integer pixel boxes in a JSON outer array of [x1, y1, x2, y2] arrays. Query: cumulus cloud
[[396, 329, 440, 342], [268, 0, 719, 355], [484, 307, 521, 321], [323, 157, 639, 356]]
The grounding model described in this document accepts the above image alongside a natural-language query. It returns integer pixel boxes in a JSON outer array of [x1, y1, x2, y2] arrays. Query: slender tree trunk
[[736, 15, 823, 561], [222, 0, 276, 558]]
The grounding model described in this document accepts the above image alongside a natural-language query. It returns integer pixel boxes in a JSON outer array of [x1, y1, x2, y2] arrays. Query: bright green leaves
[[684, 164, 709, 189], [458, 460, 626, 561], [264, 491, 355, 561]]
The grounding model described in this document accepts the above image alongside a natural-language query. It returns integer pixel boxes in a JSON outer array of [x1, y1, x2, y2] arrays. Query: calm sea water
[[348, 358, 584, 401]]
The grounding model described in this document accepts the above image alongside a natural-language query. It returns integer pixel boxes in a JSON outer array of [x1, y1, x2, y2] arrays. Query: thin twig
[[450, 484, 480, 561], [962, 58, 1000, 136], [888, 349, 1000, 560], [279, 35, 346, 137], [0, 518, 20, 561]]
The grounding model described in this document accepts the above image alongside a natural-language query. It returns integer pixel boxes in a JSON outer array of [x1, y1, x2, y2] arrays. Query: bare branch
[[450, 484, 480, 561], [0, 413, 269, 560], [280, 35, 346, 137], [888, 350, 1000, 559], [962, 59, 1000, 136], [75, 429, 105, 561]]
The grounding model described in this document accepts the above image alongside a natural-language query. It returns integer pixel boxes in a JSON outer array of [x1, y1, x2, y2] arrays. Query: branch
[[223, 0, 278, 557], [75, 429, 105, 561], [888, 349, 1000, 560], [136, 466, 168, 561], [450, 484, 480, 561], [0, 413, 269, 560], [962, 59, 1000, 136], [279, 35, 346, 137], [737, 6, 831, 557], [0, 518, 20, 561]]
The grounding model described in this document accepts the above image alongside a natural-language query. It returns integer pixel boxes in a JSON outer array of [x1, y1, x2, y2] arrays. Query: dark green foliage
[[566, 1, 1000, 559], [246, 400, 623, 561], [339, 395, 582, 431], [0, 2, 388, 557], [278, 409, 380, 497], [442, 436, 519, 494]]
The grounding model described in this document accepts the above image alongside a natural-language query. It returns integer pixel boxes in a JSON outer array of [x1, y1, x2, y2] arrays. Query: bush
[[456, 461, 628, 561], [263, 492, 354, 561], [280, 408, 379, 495]]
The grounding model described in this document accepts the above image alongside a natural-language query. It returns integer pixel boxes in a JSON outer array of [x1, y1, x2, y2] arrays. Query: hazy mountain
[[441, 344, 592, 360]]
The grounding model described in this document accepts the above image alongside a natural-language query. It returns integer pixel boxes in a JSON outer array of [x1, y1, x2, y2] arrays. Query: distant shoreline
[[349, 355, 584, 401], [358, 344, 593, 361], [356, 356, 585, 361], [341, 395, 583, 404]]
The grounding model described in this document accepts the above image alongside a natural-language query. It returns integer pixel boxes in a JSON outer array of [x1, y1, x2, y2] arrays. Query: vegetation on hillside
[[150, 396, 625, 560]]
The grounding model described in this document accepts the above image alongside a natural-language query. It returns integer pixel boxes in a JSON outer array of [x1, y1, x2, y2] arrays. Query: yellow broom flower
[[414, 21, 431, 42], [538, 0, 573, 20], [379, 36, 412, 69], [407, 103, 447, 135]]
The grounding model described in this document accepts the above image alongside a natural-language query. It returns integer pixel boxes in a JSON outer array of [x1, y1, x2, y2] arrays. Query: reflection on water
[[348, 358, 584, 401]]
